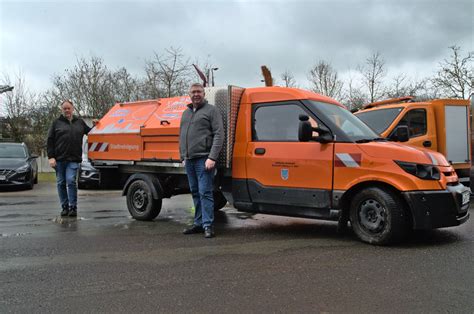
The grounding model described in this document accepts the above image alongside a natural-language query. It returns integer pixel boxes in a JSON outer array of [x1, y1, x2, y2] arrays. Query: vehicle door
[[390, 107, 436, 150], [245, 101, 334, 210]]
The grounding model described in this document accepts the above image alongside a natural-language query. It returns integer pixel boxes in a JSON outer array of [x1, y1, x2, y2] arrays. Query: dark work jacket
[[179, 100, 224, 161], [47, 115, 91, 162]]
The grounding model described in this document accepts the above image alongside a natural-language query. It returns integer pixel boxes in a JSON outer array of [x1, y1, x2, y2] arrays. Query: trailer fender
[[122, 173, 163, 200]]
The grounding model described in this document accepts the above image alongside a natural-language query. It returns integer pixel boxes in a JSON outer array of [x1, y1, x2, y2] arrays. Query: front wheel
[[350, 187, 408, 245], [27, 172, 34, 190], [126, 179, 162, 221]]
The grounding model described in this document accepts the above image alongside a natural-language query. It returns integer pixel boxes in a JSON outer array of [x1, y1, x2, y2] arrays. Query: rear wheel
[[350, 187, 408, 245], [126, 179, 162, 221]]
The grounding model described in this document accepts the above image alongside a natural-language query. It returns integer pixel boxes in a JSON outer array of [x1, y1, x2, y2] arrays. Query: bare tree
[[142, 60, 164, 99], [280, 70, 297, 87], [308, 61, 343, 99], [51, 56, 115, 117], [28, 91, 61, 153], [0, 73, 35, 142], [385, 74, 430, 99], [112, 67, 141, 103], [359, 52, 386, 103], [341, 75, 367, 111], [432, 45, 473, 99], [145, 47, 191, 98]]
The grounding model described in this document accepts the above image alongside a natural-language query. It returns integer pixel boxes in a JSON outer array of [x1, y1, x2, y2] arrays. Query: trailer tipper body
[[88, 86, 469, 244]]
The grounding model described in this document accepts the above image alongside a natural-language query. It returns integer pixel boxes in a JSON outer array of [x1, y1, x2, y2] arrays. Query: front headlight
[[395, 161, 440, 180], [16, 164, 30, 173]]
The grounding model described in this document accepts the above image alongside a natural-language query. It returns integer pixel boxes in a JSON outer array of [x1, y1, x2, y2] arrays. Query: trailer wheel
[[126, 179, 162, 221], [350, 187, 408, 245], [213, 191, 227, 211]]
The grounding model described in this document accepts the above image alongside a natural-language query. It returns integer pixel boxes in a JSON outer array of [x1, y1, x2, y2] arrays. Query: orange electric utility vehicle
[[88, 86, 470, 245], [354, 97, 471, 187]]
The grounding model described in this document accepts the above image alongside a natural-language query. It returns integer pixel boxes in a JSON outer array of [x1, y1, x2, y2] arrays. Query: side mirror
[[298, 114, 333, 143], [30, 154, 39, 159], [298, 115, 313, 142], [391, 125, 409, 142]]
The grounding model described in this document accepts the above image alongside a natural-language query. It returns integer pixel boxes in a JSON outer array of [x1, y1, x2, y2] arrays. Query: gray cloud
[[0, 0, 472, 92]]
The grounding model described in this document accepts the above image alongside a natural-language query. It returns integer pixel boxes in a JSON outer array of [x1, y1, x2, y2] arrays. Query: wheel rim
[[358, 198, 386, 233], [132, 188, 148, 212]]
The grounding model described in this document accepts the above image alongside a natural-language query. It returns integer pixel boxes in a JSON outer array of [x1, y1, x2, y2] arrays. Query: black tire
[[213, 191, 227, 211], [126, 179, 162, 221], [27, 176, 34, 190], [349, 187, 408, 245]]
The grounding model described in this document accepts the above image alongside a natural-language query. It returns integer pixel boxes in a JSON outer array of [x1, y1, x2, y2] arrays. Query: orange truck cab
[[88, 86, 470, 245], [354, 97, 471, 188]]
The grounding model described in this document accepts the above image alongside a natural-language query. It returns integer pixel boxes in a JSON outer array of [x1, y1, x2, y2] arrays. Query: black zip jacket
[[47, 115, 91, 162]]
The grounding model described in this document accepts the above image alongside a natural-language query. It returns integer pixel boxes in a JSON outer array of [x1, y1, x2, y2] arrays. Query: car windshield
[[0, 145, 27, 158], [355, 107, 403, 134], [307, 100, 379, 142]]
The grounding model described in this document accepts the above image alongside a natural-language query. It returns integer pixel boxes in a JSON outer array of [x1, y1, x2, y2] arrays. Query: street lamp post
[[211, 67, 218, 87]]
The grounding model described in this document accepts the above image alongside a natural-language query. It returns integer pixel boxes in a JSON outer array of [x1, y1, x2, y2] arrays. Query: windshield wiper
[[355, 137, 387, 143]]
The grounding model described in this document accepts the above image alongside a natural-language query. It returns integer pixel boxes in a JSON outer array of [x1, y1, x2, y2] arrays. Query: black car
[[0, 142, 38, 189], [78, 161, 100, 189]]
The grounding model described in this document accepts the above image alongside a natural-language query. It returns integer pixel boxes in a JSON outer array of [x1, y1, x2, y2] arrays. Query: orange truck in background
[[354, 97, 471, 188], [88, 86, 470, 245]]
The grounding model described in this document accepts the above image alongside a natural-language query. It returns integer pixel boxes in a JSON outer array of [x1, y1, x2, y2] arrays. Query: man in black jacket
[[179, 83, 224, 238], [47, 100, 92, 217]]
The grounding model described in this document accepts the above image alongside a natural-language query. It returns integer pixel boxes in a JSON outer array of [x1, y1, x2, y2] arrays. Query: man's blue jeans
[[185, 157, 214, 228], [55, 161, 79, 208]]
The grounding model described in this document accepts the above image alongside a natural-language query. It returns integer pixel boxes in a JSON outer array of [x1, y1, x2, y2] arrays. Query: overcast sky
[[0, 0, 472, 93]]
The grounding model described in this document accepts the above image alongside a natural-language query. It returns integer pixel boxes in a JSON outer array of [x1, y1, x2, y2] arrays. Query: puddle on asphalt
[[52, 216, 80, 224], [90, 216, 127, 220], [0, 232, 32, 237], [0, 213, 44, 218], [93, 209, 122, 213], [0, 201, 36, 206]]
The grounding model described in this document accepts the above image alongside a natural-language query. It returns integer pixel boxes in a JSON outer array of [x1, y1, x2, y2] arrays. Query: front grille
[[0, 169, 16, 178]]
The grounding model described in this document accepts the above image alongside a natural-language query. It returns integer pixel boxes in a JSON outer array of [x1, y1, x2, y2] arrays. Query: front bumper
[[78, 164, 100, 186], [402, 183, 470, 230], [0, 171, 32, 187]]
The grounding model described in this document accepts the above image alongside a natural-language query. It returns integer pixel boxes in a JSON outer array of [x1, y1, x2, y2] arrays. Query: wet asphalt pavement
[[1, 182, 473, 313]]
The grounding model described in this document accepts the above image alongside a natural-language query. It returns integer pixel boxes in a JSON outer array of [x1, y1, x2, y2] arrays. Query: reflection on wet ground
[[1, 182, 473, 248], [0, 182, 262, 238]]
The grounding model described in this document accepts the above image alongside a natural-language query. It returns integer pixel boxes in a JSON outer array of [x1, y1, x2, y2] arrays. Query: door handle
[[255, 148, 266, 155], [423, 140, 431, 147]]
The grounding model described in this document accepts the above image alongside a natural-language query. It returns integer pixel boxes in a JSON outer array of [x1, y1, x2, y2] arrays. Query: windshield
[[307, 100, 379, 141], [0, 145, 27, 158], [355, 107, 403, 134]]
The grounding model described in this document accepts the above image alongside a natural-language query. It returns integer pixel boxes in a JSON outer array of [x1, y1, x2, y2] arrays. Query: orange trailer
[[88, 86, 469, 245]]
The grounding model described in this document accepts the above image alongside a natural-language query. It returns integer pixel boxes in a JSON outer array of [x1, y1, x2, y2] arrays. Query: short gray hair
[[61, 99, 74, 107], [189, 83, 204, 91]]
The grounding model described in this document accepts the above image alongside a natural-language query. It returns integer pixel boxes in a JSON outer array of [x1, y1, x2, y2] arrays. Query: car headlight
[[395, 161, 440, 180], [16, 164, 30, 173]]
